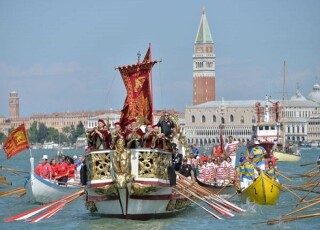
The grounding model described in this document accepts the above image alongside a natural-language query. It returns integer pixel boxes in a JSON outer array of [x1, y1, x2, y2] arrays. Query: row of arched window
[[191, 114, 257, 124]]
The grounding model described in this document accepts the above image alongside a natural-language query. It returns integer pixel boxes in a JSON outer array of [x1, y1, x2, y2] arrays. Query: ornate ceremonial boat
[[240, 171, 281, 205], [83, 46, 190, 219], [28, 157, 82, 203]]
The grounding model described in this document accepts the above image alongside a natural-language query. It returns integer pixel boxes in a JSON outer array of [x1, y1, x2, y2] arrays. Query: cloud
[[0, 60, 83, 78]]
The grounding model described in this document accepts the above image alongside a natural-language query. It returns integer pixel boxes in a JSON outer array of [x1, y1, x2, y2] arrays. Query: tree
[[0, 132, 7, 144], [28, 121, 38, 144], [38, 123, 48, 143]]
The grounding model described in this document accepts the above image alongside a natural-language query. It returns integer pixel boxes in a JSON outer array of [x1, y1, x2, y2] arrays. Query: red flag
[[3, 124, 29, 159], [143, 46, 151, 63]]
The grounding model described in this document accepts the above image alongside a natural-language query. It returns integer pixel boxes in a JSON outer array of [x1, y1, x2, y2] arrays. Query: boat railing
[[84, 148, 173, 182]]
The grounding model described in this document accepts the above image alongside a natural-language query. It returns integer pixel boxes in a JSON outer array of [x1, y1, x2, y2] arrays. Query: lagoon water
[[0, 148, 320, 230]]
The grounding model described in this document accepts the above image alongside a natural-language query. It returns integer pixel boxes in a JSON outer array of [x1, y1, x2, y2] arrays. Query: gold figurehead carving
[[112, 137, 133, 188]]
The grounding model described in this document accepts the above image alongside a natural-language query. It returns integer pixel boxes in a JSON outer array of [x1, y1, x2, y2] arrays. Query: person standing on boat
[[88, 119, 111, 150], [172, 145, 183, 171], [143, 123, 155, 148], [151, 125, 164, 149], [249, 141, 267, 170], [110, 122, 124, 149], [224, 136, 239, 168], [179, 158, 195, 181], [124, 119, 144, 148], [156, 112, 176, 151]]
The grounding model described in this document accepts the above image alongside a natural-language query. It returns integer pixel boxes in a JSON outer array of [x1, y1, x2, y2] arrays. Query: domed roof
[[308, 81, 320, 103], [290, 85, 307, 101]]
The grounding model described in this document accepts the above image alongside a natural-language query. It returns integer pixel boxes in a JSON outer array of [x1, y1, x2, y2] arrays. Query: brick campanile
[[193, 8, 216, 105], [9, 91, 20, 119]]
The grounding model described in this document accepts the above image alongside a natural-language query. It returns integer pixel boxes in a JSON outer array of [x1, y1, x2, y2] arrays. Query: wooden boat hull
[[84, 148, 190, 219], [273, 150, 301, 162], [28, 157, 82, 203], [29, 173, 81, 203], [241, 172, 281, 205], [196, 178, 234, 193]]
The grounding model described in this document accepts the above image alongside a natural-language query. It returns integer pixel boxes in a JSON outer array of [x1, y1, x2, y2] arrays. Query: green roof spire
[[195, 7, 213, 43]]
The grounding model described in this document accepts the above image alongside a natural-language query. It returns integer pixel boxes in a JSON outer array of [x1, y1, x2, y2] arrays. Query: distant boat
[[42, 141, 59, 149], [240, 171, 281, 205], [251, 93, 300, 162]]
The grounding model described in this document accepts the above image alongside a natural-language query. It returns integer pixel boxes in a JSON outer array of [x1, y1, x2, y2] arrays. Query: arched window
[[230, 115, 234, 122], [192, 115, 195, 123], [213, 115, 216, 122], [240, 116, 244, 124], [202, 115, 206, 123], [221, 117, 225, 124], [252, 116, 256, 123]]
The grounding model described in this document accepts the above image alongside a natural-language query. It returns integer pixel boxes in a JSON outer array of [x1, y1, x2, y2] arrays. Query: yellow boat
[[241, 171, 281, 205]]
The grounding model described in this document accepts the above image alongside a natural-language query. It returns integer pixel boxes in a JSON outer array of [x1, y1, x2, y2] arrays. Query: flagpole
[[149, 43, 154, 125]]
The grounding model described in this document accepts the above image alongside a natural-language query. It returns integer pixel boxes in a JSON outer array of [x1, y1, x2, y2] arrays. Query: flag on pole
[[3, 124, 29, 159]]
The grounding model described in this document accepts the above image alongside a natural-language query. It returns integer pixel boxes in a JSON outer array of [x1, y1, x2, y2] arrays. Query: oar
[[0, 179, 12, 185], [281, 184, 304, 201], [0, 176, 6, 180], [298, 180, 320, 203], [28, 192, 82, 223], [284, 199, 320, 217], [176, 172, 245, 213], [0, 187, 26, 198], [300, 162, 316, 167], [268, 213, 320, 225], [276, 170, 292, 182], [4, 190, 84, 222], [172, 188, 222, 219], [176, 182, 234, 217], [0, 166, 30, 174]]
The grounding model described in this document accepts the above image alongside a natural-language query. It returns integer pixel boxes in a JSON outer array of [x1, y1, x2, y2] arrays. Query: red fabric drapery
[[117, 47, 157, 128]]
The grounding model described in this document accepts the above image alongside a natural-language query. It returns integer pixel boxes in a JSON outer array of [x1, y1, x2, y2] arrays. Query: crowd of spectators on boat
[[35, 154, 84, 185]]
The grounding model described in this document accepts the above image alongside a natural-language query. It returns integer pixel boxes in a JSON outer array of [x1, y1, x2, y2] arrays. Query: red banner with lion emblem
[[117, 47, 157, 128], [3, 124, 29, 159]]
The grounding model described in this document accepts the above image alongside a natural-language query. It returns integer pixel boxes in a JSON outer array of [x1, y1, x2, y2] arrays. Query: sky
[[0, 0, 319, 117]]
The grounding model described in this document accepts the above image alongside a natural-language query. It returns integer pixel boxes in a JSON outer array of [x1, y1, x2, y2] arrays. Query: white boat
[[28, 157, 82, 203], [273, 149, 301, 162], [83, 46, 190, 219]]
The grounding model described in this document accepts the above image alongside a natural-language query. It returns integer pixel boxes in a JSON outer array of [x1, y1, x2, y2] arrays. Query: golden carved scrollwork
[[86, 153, 111, 180], [130, 182, 157, 196], [138, 150, 171, 179], [85, 201, 97, 213], [175, 198, 191, 209], [94, 184, 118, 197]]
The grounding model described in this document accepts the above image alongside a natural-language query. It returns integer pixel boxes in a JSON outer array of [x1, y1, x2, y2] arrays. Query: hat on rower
[[73, 155, 78, 160], [254, 140, 260, 145], [42, 155, 48, 160]]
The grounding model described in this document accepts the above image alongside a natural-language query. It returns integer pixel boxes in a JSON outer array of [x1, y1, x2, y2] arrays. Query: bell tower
[[193, 7, 216, 105], [9, 91, 19, 119]]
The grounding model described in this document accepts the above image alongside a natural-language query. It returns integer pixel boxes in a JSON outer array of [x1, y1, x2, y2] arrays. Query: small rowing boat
[[240, 171, 281, 205]]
